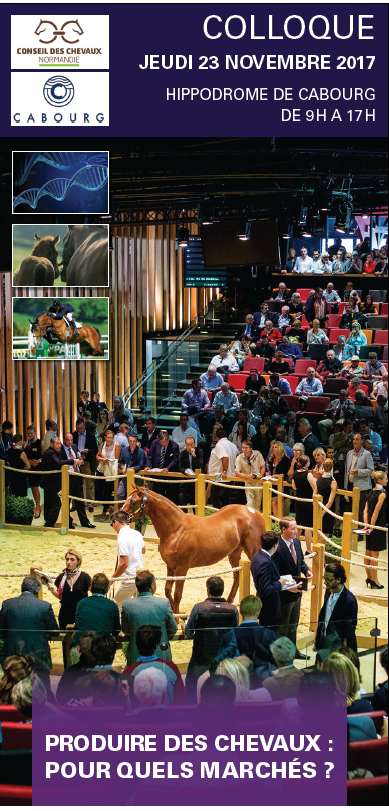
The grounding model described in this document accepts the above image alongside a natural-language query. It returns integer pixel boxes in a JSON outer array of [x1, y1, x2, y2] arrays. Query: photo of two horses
[[12, 223, 109, 287]]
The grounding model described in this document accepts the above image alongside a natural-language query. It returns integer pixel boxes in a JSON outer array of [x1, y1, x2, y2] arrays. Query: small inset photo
[[12, 150, 109, 214], [12, 223, 109, 287], [12, 296, 109, 360]]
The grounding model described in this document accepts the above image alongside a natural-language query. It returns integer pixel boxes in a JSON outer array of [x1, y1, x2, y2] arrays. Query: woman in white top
[[96, 428, 118, 517]]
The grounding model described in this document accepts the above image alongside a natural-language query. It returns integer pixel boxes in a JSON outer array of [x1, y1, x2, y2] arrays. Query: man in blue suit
[[273, 519, 312, 657], [315, 562, 358, 652], [251, 532, 284, 631]]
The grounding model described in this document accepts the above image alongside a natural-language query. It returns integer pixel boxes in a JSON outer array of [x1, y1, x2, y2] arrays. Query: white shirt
[[117, 525, 144, 578], [210, 352, 239, 372], [114, 432, 129, 449], [172, 425, 198, 450], [295, 255, 313, 273], [208, 437, 238, 476]]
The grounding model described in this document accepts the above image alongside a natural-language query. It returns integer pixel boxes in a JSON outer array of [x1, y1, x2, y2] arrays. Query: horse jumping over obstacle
[[31, 313, 104, 357], [123, 486, 264, 613]]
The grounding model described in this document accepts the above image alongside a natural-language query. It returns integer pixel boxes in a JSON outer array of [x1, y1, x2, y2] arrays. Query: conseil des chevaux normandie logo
[[11, 14, 109, 69]]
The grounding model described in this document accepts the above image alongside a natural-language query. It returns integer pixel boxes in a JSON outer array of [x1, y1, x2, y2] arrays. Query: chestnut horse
[[31, 313, 104, 356], [123, 486, 264, 613]]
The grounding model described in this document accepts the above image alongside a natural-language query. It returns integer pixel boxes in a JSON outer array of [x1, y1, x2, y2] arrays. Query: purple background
[[33, 704, 347, 805], [2, 3, 388, 136]]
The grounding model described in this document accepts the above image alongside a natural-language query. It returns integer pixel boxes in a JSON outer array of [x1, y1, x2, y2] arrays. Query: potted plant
[[5, 493, 35, 525]]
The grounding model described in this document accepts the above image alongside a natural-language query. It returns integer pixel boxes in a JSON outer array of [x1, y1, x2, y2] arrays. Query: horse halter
[[125, 489, 148, 522]]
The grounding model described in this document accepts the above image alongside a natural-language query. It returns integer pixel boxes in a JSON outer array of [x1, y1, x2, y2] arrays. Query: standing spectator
[[363, 470, 387, 590], [110, 510, 144, 609], [251, 532, 285, 629], [147, 430, 179, 473], [285, 247, 297, 273], [77, 390, 91, 417], [362, 253, 377, 274], [95, 428, 118, 516], [207, 427, 238, 507], [274, 519, 312, 652], [121, 570, 177, 665], [62, 432, 96, 529], [292, 455, 313, 553], [108, 395, 134, 431], [24, 424, 42, 519], [305, 288, 330, 324], [117, 434, 146, 500], [311, 249, 325, 274], [140, 417, 159, 454], [349, 251, 363, 274], [235, 439, 265, 511], [89, 392, 108, 426], [296, 368, 324, 396], [41, 436, 68, 527], [172, 413, 198, 451], [185, 576, 238, 701], [6, 435, 30, 497], [72, 417, 98, 511], [72, 573, 121, 647], [297, 418, 321, 462], [315, 563, 358, 652], [43, 549, 91, 666], [372, 648, 388, 711], [179, 436, 202, 474], [320, 253, 333, 273], [0, 576, 58, 685], [41, 418, 57, 453], [114, 422, 131, 455], [313, 459, 338, 536], [332, 250, 346, 273], [200, 365, 224, 393], [295, 246, 313, 274], [344, 433, 374, 520]]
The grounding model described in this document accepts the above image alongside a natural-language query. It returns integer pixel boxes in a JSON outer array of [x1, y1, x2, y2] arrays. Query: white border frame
[[11, 222, 110, 288], [12, 295, 110, 361], [12, 149, 110, 215]]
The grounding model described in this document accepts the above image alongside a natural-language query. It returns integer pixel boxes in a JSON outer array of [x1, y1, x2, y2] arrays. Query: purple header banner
[[1, 3, 387, 136]]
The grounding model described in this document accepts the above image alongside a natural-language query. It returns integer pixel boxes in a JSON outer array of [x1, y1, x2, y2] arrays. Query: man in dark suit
[[297, 418, 321, 464], [178, 436, 202, 506], [140, 417, 159, 455], [121, 570, 177, 665], [73, 573, 120, 646], [72, 416, 98, 509], [274, 519, 312, 657], [315, 562, 358, 652], [0, 576, 59, 683], [41, 436, 68, 526], [147, 430, 180, 500], [251, 532, 283, 630], [62, 432, 95, 528]]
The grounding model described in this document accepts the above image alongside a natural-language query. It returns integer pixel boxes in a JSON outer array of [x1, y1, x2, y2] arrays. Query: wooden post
[[126, 467, 136, 498], [277, 474, 284, 519], [262, 479, 272, 530], [238, 558, 251, 616], [351, 487, 361, 552], [0, 459, 5, 527], [341, 512, 353, 584], [195, 472, 206, 516], [61, 465, 70, 534], [313, 493, 323, 545], [309, 542, 325, 633]]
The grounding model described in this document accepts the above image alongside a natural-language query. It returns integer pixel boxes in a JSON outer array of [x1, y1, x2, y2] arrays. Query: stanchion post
[[195, 472, 206, 516], [351, 487, 360, 552], [126, 467, 136, 499], [61, 465, 70, 534], [262, 479, 272, 530], [342, 511, 353, 584], [277, 474, 284, 519], [0, 459, 5, 527], [313, 493, 323, 545], [310, 542, 325, 633], [238, 558, 251, 617]]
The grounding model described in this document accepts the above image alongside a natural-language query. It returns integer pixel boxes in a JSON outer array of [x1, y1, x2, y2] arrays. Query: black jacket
[[234, 621, 278, 669], [315, 586, 358, 652], [72, 430, 98, 470], [185, 597, 238, 667], [148, 439, 179, 471], [251, 550, 282, 629], [273, 537, 309, 604], [179, 449, 202, 473], [41, 447, 70, 490], [140, 428, 159, 452]]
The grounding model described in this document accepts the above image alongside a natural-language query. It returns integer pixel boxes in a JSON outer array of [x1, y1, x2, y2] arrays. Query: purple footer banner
[[33, 703, 347, 805]]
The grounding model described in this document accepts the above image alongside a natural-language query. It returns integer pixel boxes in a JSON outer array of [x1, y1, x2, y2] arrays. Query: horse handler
[[109, 510, 145, 609]]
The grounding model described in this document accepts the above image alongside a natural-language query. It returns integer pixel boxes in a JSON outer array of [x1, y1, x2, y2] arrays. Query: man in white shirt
[[323, 282, 341, 307], [235, 439, 265, 510], [172, 413, 198, 451], [311, 250, 325, 274], [208, 426, 238, 507], [114, 423, 130, 453], [110, 510, 145, 609], [210, 344, 239, 373], [295, 247, 313, 274]]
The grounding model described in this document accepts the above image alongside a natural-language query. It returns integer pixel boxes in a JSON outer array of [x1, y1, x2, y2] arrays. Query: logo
[[43, 75, 75, 107], [34, 19, 84, 44]]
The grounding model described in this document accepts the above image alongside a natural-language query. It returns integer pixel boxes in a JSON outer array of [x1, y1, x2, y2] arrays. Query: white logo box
[[11, 71, 109, 127], [11, 14, 109, 70]]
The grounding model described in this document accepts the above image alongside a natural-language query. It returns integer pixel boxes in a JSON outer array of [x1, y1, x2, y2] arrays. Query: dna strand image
[[13, 152, 108, 213]]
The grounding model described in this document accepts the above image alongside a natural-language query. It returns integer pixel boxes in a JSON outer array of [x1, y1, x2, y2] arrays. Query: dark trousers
[[358, 489, 372, 522], [185, 660, 209, 703], [69, 474, 89, 526], [43, 487, 61, 526], [95, 472, 114, 512], [279, 595, 302, 645]]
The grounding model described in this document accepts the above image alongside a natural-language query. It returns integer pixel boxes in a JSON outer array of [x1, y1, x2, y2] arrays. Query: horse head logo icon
[[34, 19, 84, 45]]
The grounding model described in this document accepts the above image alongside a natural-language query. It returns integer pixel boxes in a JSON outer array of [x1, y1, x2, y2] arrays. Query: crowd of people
[[284, 242, 388, 275]]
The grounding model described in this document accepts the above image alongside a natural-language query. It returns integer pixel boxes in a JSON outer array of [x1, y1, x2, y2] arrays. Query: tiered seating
[[347, 776, 388, 805], [0, 722, 32, 750], [242, 356, 265, 373], [348, 736, 388, 775], [375, 329, 388, 345], [0, 705, 23, 722], [0, 785, 32, 805], [294, 359, 316, 376], [328, 328, 350, 343]]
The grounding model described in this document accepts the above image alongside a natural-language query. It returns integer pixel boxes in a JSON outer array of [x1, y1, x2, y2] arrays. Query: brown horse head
[[32, 234, 60, 277], [31, 312, 53, 339], [122, 486, 149, 517]]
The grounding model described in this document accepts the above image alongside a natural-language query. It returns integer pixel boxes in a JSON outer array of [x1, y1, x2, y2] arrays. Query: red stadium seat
[[328, 328, 350, 343], [0, 723, 32, 750], [0, 705, 23, 722], [296, 288, 312, 302], [326, 314, 342, 328], [383, 345, 388, 361], [381, 302, 388, 316], [285, 375, 299, 393], [374, 329, 388, 345], [294, 358, 317, 376], [242, 356, 265, 374], [0, 786, 32, 805], [348, 737, 388, 775], [226, 373, 249, 393], [337, 302, 347, 314], [348, 711, 386, 735], [300, 316, 310, 329], [347, 776, 388, 806], [302, 396, 331, 414]]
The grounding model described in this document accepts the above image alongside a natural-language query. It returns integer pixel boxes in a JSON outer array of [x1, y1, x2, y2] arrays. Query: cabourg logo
[[43, 76, 75, 107], [34, 19, 84, 44]]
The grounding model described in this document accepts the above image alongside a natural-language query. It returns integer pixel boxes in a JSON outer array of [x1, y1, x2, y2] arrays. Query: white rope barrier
[[323, 534, 387, 566], [351, 516, 388, 534], [135, 475, 196, 485], [270, 487, 312, 503], [110, 566, 243, 583], [203, 478, 263, 491], [323, 548, 388, 573], [69, 495, 123, 506], [269, 513, 312, 532], [319, 501, 342, 521]]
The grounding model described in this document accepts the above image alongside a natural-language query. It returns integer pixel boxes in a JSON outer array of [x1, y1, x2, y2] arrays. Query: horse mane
[[136, 485, 185, 517]]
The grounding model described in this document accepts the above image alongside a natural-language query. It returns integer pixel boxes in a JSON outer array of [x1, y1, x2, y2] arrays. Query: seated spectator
[[305, 288, 330, 324], [233, 595, 278, 684], [268, 350, 291, 376], [262, 637, 303, 699], [349, 251, 363, 274], [253, 302, 277, 329], [307, 319, 329, 345], [323, 282, 341, 309], [229, 408, 256, 444], [322, 652, 373, 715], [318, 390, 355, 443], [372, 372, 388, 400], [285, 318, 306, 344], [0, 655, 33, 703], [199, 675, 236, 706], [372, 647, 388, 711], [172, 413, 198, 451], [351, 390, 374, 422], [268, 372, 292, 396], [317, 348, 343, 380], [181, 379, 210, 414], [213, 382, 240, 417], [259, 320, 282, 343], [140, 417, 159, 454], [278, 305, 293, 331], [124, 625, 184, 705], [200, 364, 224, 392], [295, 246, 313, 274], [185, 576, 238, 701], [364, 352, 386, 380], [240, 314, 259, 342], [179, 436, 202, 474], [332, 250, 347, 274], [11, 675, 33, 722], [241, 369, 267, 409], [296, 367, 324, 396], [345, 322, 368, 356], [271, 281, 291, 302], [363, 252, 377, 274], [210, 344, 239, 373], [56, 631, 98, 702], [360, 294, 378, 316], [277, 335, 303, 360], [311, 249, 325, 274], [121, 570, 177, 665], [288, 292, 304, 316], [342, 355, 366, 381], [328, 241, 346, 260], [321, 253, 333, 273], [147, 430, 180, 474], [333, 334, 348, 362]]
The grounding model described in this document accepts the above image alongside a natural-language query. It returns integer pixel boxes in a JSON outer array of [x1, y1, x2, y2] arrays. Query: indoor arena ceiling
[[108, 137, 388, 215]]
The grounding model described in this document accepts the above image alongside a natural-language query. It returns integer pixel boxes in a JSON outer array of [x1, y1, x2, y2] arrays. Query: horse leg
[[226, 547, 242, 605], [165, 565, 174, 608], [172, 568, 188, 615]]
